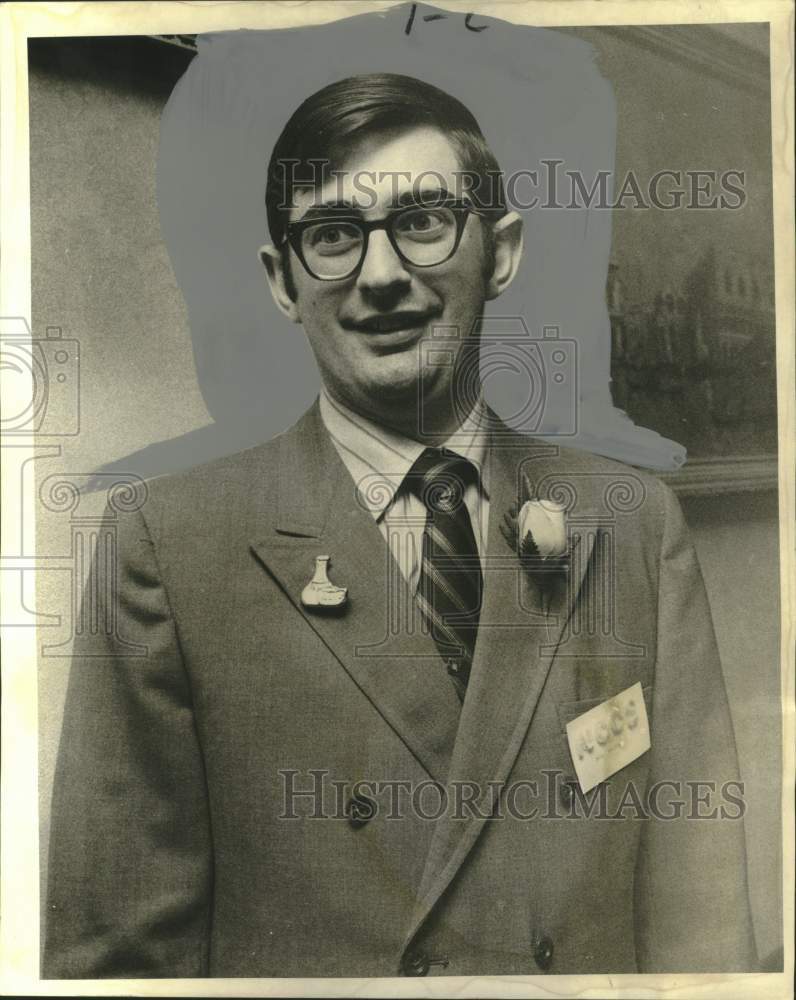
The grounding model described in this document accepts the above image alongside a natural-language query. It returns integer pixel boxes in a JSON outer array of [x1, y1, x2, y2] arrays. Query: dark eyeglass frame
[[278, 199, 486, 281]]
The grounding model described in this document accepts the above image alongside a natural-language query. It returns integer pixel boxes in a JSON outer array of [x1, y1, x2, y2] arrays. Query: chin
[[359, 355, 425, 399]]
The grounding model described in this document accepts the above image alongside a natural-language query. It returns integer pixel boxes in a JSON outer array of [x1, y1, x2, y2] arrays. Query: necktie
[[406, 448, 483, 701]]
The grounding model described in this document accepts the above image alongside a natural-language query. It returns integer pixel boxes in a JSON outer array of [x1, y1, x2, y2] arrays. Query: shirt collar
[[319, 388, 490, 520]]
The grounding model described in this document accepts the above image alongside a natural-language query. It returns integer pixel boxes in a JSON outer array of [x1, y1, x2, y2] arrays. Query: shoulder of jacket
[[515, 434, 672, 495], [507, 435, 678, 546], [143, 435, 281, 501], [129, 434, 287, 550]]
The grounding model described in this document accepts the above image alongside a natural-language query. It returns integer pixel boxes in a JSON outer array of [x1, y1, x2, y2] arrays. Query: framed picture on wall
[[572, 24, 778, 496]]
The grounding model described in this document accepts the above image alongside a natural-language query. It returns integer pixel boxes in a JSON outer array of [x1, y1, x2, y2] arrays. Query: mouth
[[344, 310, 439, 335]]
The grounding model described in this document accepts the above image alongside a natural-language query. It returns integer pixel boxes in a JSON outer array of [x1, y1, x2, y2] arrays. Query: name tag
[[565, 682, 650, 793]]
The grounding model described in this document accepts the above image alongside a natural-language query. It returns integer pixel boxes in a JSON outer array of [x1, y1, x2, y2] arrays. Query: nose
[[356, 229, 411, 296]]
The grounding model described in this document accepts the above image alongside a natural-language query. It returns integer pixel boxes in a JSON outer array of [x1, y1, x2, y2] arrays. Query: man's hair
[[265, 72, 507, 248]]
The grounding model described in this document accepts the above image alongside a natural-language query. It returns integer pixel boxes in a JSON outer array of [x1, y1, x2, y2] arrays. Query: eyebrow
[[294, 186, 457, 223], [395, 186, 455, 208], [295, 200, 357, 222]]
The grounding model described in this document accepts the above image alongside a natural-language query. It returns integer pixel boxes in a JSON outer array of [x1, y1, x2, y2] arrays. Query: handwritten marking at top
[[464, 13, 489, 32], [404, 4, 490, 36]]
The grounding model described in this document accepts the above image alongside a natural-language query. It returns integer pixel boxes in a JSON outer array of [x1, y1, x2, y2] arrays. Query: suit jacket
[[43, 401, 758, 978]]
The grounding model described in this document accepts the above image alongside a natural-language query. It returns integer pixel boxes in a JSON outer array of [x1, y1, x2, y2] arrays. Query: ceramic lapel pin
[[301, 555, 348, 610]]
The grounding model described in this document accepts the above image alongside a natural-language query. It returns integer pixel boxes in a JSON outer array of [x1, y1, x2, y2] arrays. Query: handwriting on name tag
[[565, 682, 650, 793]]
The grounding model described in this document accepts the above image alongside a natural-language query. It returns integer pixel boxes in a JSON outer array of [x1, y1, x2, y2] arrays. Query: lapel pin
[[301, 555, 348, 610]]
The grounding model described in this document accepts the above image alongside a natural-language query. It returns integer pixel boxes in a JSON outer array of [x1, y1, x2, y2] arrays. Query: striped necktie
[[406, 448, 483, 701]]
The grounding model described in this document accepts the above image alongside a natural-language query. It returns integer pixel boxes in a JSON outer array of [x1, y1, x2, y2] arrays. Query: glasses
[[280, 200, 484, 281]]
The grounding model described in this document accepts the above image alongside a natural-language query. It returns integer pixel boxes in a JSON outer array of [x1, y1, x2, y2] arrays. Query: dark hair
[[265, 72, 506, 246]]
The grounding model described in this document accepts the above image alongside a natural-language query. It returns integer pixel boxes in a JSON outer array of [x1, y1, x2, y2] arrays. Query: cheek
[[441, 236, 489, 302], [439, 270, 487, 320], [295, 287, 338, 331]]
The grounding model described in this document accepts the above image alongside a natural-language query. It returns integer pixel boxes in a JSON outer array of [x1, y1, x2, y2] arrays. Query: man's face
[[263, 125, 520, 428]]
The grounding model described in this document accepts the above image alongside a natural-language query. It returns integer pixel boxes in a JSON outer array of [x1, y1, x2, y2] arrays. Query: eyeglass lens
[[300, 206, 460, 279]]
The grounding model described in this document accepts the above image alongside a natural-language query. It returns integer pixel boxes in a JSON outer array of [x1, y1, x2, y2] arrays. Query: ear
[[485, 211, 523, 301], [259, 243, 300, 322]]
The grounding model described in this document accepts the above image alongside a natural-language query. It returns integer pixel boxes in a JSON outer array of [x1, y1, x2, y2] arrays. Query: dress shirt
[[319, 388, 490, 595]]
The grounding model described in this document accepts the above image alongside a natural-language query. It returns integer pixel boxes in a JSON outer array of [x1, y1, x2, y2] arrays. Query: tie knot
[[406, 448, 479, 515]]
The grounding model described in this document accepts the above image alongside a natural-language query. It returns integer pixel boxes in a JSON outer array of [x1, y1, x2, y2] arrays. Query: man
[[44, 73, 757, 978]]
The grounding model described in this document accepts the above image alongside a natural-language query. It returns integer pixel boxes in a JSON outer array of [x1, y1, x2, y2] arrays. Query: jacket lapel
[[250, 402, 462, 785], [404, 427, 601, 948], [250, 402, 605, 948]]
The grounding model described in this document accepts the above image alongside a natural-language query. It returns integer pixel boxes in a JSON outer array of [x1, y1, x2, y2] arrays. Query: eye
[[407, 212, 436, 231], [305, 222, 361, 255], [396, 208, 452, 241]]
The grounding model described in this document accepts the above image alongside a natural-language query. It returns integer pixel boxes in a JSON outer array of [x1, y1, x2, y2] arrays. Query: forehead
[[292, 125, 463, 217]]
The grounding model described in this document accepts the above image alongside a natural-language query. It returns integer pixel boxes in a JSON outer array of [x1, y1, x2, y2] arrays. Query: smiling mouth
[[346, 311, 438, 334]]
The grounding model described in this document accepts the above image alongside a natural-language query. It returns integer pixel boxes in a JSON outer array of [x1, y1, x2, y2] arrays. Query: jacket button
[[347, 793, 376, 829], [401, 950, 430, 976], [533, 933, 554, 971]]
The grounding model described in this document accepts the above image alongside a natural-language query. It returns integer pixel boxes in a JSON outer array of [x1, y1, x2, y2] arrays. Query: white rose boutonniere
[[501, 492, 572, 609], [517, 499, 568, 561]]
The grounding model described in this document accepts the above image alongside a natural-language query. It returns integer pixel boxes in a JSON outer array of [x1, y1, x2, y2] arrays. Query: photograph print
[[16, 1, 785, 984]]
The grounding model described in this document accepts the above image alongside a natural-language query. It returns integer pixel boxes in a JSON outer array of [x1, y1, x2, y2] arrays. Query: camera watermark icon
[[417, 318, 578, 442], [2, 316, 85, 632], [0, 317, 80, 436]]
